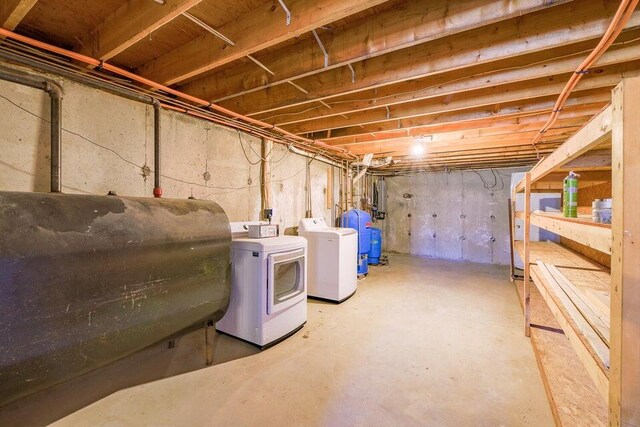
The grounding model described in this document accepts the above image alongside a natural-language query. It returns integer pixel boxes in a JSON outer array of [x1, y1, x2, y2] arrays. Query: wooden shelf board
[[514, 279, 608, 426], [530, 211, 612, 255], [533, 212, 611, 229], [515, 241, 610, 401]]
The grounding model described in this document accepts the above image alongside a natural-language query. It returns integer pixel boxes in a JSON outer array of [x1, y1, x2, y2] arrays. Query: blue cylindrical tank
[[368, 227, 382, 264], [341, 209, 372, 275]]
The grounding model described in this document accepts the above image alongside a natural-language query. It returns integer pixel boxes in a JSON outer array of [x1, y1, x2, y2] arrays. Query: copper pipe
[[0, 28, 352, 157], [531, 0, 639, 152]]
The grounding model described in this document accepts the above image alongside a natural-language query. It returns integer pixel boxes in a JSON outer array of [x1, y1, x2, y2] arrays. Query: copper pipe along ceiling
[[0, 28, 353, 158], [530, 0, 639, 155]]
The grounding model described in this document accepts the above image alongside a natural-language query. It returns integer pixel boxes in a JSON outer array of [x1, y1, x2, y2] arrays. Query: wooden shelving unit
[[511, 78, 640, 426]]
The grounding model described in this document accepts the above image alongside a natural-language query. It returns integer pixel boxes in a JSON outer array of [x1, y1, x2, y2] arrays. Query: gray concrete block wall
[[0, 66, 333, 229], [383, 167, 527, 265]]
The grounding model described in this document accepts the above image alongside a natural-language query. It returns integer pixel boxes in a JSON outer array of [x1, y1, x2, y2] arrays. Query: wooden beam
[[382, 152, 546, 165], [380, 158, 538, 171], [345, 133, 578, 157], [138, 0, 389, 85], [524, 172, 532, 337], [344, 128, 580, 156], [317, 90, 612, 140], [385, 146, 558, 160], [180, 0, 571, 102], [279, 65, 634, 134], [354, 144, 558, 160], [333, 117, 590, 149], [530, 212, 612, 255], [610, 77, 640, 427], [0, 0, 36, 30], [219, 1, 640, 115], [322, 108, 601, 145], [77, 0, 202, 61], [255, 39, 640, 125]]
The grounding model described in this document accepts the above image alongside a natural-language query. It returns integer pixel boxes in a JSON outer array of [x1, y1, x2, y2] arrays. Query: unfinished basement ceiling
[[4, 0, 640, 171]]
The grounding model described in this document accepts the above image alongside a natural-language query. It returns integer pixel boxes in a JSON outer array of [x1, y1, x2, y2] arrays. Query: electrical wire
[[0, 91, 300, 194], [0, 32, 354, 161]]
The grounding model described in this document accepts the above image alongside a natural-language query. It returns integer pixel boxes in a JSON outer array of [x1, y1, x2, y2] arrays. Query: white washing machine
[[216, 222, 307, 349], [298, 217, 358, 303]]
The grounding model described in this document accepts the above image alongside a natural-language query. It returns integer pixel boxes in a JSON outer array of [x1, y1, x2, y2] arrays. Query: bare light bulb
[[411, 142, 425, 157]]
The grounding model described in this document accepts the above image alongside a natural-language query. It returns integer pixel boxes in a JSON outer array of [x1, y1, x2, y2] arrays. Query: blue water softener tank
[[341, 209, 372, 275], [368, 227, 382, 265]]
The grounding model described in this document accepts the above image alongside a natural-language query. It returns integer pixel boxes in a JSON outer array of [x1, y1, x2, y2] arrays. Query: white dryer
[[216, 222, 307, 349], [298, 217, 357, 303]]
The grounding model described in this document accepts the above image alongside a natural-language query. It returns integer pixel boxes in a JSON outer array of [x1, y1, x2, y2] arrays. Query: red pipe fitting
[[153, 187, 162, 198]]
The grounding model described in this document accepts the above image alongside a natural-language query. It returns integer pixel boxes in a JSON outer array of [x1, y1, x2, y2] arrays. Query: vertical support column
[[610, 77, 640, 427], [327, 166, 334, 211], [523, 172, 532, 337], [508, 197, 516, 282], [260, 138, 272, 219]]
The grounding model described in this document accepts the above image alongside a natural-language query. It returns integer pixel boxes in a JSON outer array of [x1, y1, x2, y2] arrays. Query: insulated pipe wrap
[[0, 192, 231, 406]]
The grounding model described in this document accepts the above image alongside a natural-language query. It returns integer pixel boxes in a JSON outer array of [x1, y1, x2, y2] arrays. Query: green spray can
[[563, 171, 579, 218]]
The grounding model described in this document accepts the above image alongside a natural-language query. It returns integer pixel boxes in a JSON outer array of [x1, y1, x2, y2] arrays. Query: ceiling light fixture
[[410, 141, 425, 157], [410, 135, 431, 157]]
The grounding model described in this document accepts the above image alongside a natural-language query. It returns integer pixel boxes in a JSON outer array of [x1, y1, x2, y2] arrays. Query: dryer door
[[267, 248, 306, 315]]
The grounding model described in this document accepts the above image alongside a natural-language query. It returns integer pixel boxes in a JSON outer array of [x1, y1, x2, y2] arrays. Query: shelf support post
[[610, 77, 640, 427], [523, 172, 532, 337]]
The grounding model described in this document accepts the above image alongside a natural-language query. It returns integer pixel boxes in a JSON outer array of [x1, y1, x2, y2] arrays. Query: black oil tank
[[0, 191, 231, 406]]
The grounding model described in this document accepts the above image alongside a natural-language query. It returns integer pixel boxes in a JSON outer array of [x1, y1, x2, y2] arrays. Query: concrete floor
[[4, 255, 554, 426]]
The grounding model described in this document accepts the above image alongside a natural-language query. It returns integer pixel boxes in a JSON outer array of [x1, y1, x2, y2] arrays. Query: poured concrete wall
[[0, 65, 335, 228], [383, 167, 526, 265]]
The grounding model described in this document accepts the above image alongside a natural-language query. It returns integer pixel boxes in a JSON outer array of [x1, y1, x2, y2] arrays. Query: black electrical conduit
[[0, 58, 163, 197]]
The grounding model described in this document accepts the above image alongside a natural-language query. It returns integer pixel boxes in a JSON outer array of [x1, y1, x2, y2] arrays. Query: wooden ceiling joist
[[179, 0, 571, 102], [7, 0, 635, 168], [349, 138, 572, 159], [279, 63, 638, 135], [257, 38, 640, 126], [392, 154, 542, 165], [77, 0, 203, 61], [318, 89, 611, 140], [385, 143, 561, 158], [137, 0, 390, 85], [0, 0, 36, 30], [379, 157, 539, 171], [383, 150, 554, 164], [342, 126, 585, 156], [218, 0, 639, 116], [324, 111, 597, 146]]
